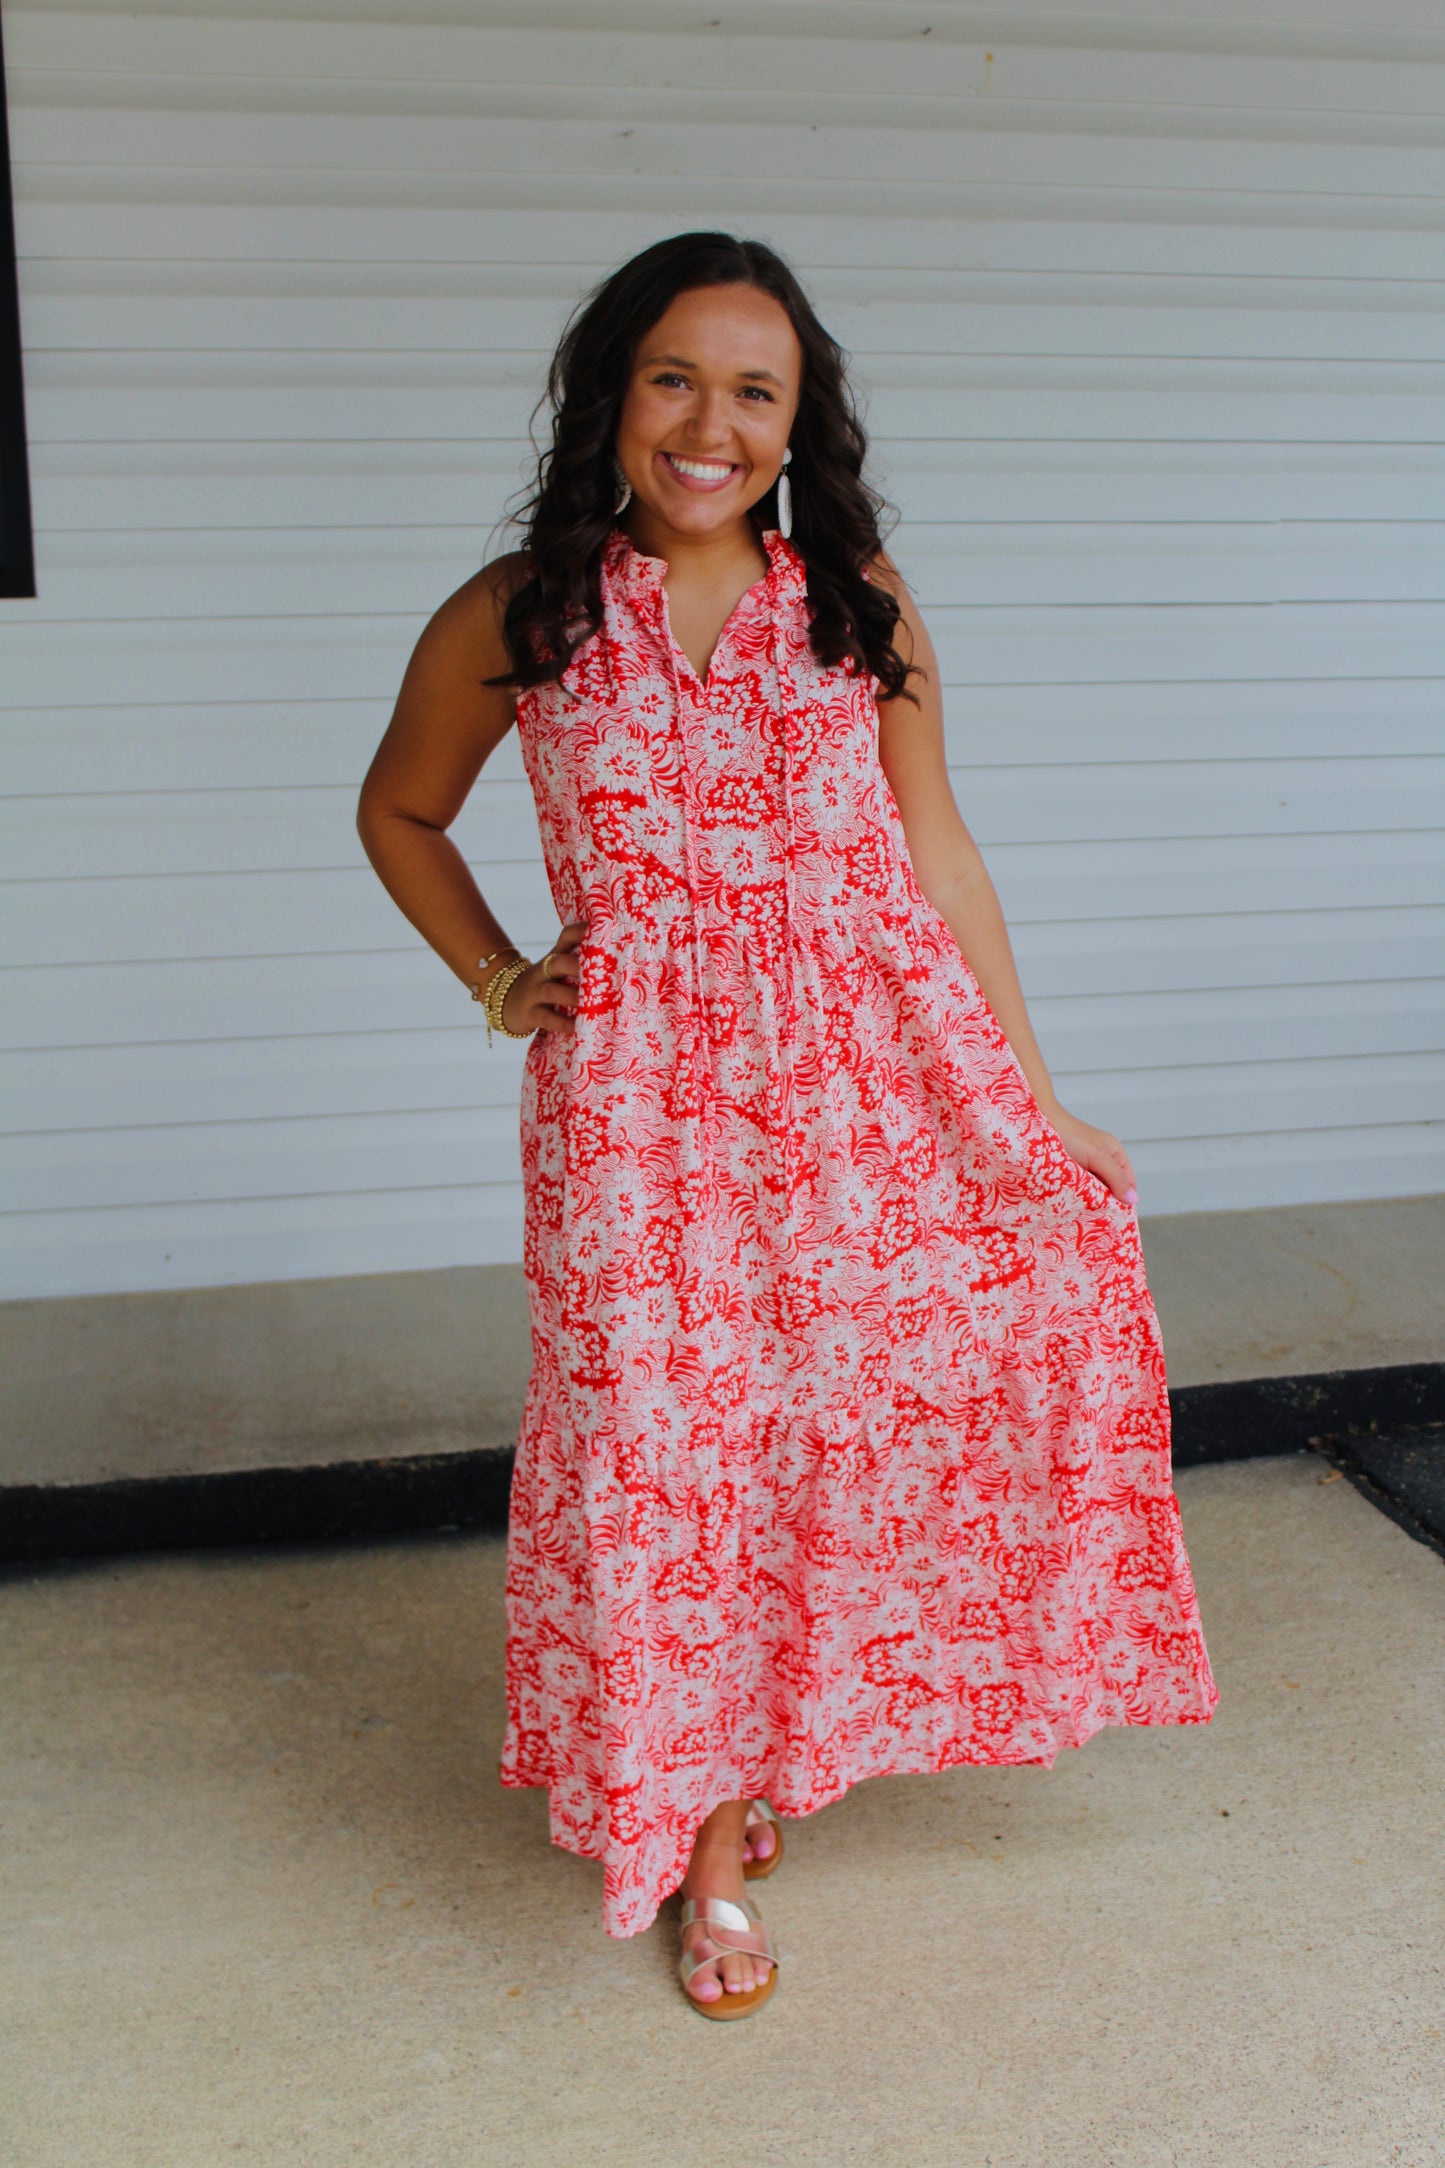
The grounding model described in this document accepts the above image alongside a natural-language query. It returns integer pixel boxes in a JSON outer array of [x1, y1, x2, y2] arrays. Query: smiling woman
[[492, 233, 914, 705], [356, 230, 1218, 2024]]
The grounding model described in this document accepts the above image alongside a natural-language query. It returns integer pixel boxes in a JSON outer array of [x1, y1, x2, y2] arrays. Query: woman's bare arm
[[356, 557, 581, 1033], [873, 564, 1137, 1205]]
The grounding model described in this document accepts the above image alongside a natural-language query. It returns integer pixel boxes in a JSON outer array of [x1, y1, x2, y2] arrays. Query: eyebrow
[[640, 351, 786, 387]]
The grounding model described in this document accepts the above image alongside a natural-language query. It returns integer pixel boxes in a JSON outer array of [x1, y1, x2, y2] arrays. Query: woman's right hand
[[500, 919, 588, 1036]]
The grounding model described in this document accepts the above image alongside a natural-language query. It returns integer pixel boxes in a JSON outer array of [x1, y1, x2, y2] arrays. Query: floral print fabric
[[500, 527, 1218, 1937]]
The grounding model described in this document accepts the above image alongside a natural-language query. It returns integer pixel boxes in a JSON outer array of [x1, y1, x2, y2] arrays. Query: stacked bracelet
[[484, 957, 533, 1045], [469, 948, 534, 1047], [469, 946, 516, 1002]]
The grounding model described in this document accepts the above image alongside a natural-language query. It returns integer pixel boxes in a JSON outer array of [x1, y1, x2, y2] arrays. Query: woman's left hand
[[1041, 1102, 1139, 1209]]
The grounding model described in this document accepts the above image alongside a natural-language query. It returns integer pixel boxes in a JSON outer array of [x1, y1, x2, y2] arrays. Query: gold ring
[[541, 950, 557, 982]]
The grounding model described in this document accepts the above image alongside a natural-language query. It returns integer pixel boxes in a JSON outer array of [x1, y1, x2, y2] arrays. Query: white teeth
[[667, 455, 734, 481]]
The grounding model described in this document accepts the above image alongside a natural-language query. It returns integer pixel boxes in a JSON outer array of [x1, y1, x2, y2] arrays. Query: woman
[[358, 231, 1218, 2020]]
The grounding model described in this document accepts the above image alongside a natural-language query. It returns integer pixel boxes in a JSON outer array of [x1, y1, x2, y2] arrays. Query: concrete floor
[[1140, 1191, 1445, 1387], [3, 1456, 1443, 2167]]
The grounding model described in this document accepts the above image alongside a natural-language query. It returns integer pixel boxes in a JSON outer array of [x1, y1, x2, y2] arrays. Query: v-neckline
[[619, 529, 782, 695]]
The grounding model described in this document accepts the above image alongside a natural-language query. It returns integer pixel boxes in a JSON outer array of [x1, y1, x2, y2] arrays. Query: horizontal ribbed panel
[[2, 1, 1441, 1296]]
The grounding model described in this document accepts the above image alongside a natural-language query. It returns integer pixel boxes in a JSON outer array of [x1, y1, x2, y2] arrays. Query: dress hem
[[498, 1677, 1220, 1938]]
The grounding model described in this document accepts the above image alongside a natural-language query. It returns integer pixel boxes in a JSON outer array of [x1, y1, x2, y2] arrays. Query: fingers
[[499, 965, 571, 1035], [1055, 1105, 1139, 1210], [507, 920, 591, 1035], [499, 930, 589, 1036], [1100, 1136, 1137, 1208], [540, 919, 588, 985], [538, 923, 587, 1002], [1095, 1158, 1129, 1205]]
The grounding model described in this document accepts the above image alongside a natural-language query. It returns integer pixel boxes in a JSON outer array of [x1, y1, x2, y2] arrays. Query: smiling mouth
[[660, 451, 738, 488]]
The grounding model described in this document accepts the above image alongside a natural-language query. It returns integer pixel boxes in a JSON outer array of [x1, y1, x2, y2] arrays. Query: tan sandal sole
[[686, 1965, 778, 2021]]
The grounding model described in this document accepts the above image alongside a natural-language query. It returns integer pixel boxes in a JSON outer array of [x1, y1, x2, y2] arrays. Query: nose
[[685, 386, 735, 448]]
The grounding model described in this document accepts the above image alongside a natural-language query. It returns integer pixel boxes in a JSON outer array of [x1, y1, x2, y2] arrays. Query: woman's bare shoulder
[[417, 550, 532, 682], [866, 548, 936, 682], [866, 546, 910, 603]]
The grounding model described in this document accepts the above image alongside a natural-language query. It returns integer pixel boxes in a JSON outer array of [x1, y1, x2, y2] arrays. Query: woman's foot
[[741, 1799, 782, 1877], [679, 1800, 777, 2009]]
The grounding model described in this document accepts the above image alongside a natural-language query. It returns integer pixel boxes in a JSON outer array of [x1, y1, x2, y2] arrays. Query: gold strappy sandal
[[678, 1894, 780, 2021], [742, 1798, 785, 1881]]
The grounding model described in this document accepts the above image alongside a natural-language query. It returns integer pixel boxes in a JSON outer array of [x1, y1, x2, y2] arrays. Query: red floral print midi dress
[[500, 527, 1218, 1938]]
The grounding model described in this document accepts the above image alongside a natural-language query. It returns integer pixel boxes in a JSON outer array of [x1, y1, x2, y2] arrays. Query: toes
[[742, 1815, 775, 1865], [685, 1937, 724, 2002], [686, 1941, 770, 2003]]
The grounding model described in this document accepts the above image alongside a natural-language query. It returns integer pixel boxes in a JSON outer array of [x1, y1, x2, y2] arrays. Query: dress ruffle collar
[[603, 524, 806, 613]]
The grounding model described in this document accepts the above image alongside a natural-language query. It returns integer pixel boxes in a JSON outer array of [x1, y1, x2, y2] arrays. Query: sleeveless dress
[[500, 527, 1218, 1938]]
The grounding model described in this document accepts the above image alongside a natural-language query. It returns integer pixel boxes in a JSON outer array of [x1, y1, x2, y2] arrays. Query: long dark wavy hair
[[491, 231, 918, 701]]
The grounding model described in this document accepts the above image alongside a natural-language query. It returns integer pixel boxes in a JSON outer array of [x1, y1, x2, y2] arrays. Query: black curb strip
[[1166, 1360, 1445, 1469], [1, 1359, 1441, 1570], [1310, 1441, 1445, 1567], [0, 1446, 518, 1571]]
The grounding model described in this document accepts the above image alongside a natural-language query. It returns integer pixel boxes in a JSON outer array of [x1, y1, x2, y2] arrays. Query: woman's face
[[614, 283, 802, 542]]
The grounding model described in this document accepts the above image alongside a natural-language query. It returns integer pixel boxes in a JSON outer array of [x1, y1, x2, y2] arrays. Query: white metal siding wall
[[2, 0, 1442, 1300]]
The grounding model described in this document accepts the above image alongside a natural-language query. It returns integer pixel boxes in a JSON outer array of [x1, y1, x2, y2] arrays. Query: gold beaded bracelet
[[472, 951, 534, 1047]]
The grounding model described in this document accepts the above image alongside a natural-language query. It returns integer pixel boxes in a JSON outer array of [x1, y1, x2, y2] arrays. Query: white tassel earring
[[612, 456, 633, 515], [776, 447, 793, 539]]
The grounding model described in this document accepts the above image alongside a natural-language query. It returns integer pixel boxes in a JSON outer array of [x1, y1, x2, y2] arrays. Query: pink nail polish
[[1125, 1185, 1138, 1208]]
